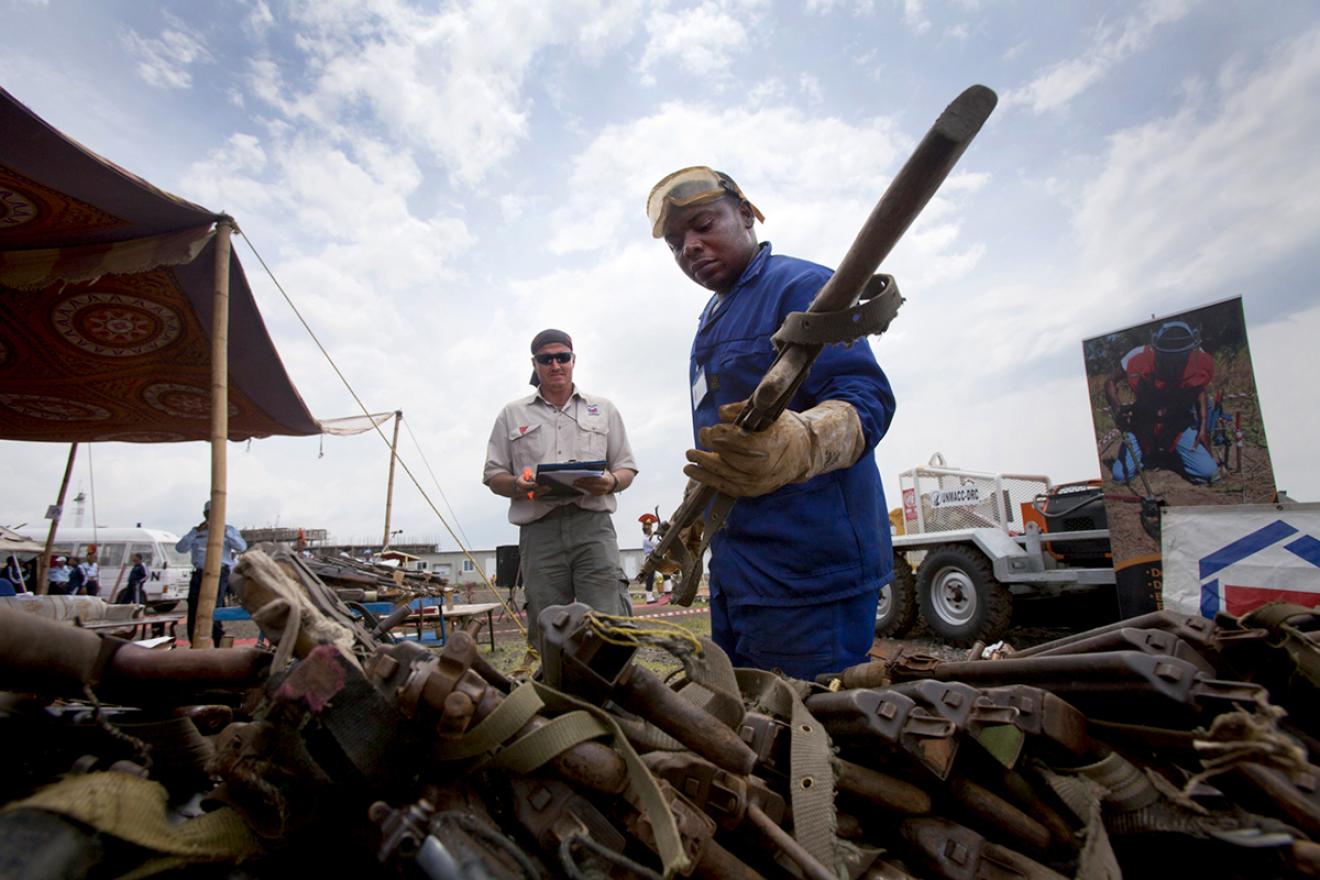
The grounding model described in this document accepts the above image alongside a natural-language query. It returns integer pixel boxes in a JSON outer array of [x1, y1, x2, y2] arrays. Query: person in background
[[66, 555, 86, 595], [47, 555, 70, 595], [3, 555, 27, 593], [640, 514, 660, 604], [176, 501, 248, 645], [646, 166, 897, 680], [78, 548, 100, 597], [116, 552, 148, 605], [483, 329, 639, 656]]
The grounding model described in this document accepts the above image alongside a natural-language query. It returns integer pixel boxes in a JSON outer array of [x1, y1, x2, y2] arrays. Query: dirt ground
[[224, 589, 1110, 680]]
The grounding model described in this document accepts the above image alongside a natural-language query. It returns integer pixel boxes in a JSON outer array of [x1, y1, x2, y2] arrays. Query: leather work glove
[[684, 400, 866, 498]]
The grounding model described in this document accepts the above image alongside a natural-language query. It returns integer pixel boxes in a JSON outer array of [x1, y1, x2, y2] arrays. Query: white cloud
[[246, 1, 643, 186], [638, 0, 762, 83], [1004, 0, 1195, 113], [121, 15, 213, 90], [546, 102, 913, 259], [799, 72, 823, 104], [903, 0, 931, 34], [1073, 26, 1320, 313]]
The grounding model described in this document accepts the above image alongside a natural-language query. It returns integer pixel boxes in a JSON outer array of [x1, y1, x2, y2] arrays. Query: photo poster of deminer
[[1082, 296, 1277, 618]]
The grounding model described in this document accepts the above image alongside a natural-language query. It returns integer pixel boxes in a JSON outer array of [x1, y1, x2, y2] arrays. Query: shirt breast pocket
[[507, 423, 547, 471], [711, 339, 775, 405], [580, 421, 609, 460]]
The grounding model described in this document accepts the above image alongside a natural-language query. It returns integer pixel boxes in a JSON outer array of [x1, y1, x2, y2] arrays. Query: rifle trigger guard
[[771, 273, 903, 350]]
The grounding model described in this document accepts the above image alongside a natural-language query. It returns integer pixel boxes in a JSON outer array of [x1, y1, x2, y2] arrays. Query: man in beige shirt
[[484, 329, 638, 649]]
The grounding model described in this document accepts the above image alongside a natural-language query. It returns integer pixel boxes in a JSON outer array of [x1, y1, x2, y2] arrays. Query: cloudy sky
[[2, 0, 1318, 552]]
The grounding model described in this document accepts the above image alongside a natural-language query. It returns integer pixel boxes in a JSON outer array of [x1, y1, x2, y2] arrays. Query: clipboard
[[535, 460, 607, 497]]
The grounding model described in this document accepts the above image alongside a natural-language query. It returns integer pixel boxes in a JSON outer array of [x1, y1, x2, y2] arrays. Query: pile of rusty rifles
[[2, 544, 1319, 879]]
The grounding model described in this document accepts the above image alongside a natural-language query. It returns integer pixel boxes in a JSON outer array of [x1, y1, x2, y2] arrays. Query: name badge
[[691, 368, 708, 411]]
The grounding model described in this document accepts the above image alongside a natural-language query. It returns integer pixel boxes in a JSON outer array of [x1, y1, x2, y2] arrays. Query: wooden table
[[208, 600, 502, 651], [76, 611, 187, 641], [359, 600, 500, 650], [441, 603, 500, 651]]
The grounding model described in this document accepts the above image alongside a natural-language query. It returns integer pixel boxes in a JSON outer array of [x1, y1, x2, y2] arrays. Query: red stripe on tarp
[[1224, 584, 1320, 616]]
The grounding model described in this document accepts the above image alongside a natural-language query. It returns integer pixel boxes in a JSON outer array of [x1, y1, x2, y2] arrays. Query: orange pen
[[522, 467, 535, 499]]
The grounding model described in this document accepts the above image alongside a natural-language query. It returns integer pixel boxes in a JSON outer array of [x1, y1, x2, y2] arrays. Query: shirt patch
[[519, 425, 528, 434], [585, 404, 600, 416]]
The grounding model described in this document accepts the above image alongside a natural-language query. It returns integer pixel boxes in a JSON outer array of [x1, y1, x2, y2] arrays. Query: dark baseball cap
[[530, 329, 573, 353]]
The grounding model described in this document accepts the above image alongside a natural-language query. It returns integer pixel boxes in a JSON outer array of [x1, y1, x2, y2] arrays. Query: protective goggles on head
[[646, 166, 765, 238]]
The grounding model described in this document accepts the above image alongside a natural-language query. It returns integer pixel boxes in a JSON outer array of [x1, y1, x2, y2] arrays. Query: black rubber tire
[[915, 544, 1012, 647], [876, 554, 918, 638], [150, 601, 178, 612]]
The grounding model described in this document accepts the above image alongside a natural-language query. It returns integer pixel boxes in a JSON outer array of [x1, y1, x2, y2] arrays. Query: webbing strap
[[1241, 602, 1315, 630], [4, 772, 260, 861], [736, 668, 839, 870], [531, 682, 690, 879], [1075, 752, 1159, 812], [676, 636, 745, 729], [438, 681, 544, 761], [1241, 603, 1320, 688], [1031, 761, 1121, 880], [771, 274, 902, 348], [489, 710, 608, 774]]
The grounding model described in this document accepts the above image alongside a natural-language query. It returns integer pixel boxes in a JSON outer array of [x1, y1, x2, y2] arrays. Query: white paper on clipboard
[[535, 460, 607, 496]]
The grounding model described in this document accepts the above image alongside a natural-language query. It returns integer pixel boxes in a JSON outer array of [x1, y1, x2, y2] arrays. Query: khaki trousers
[[519, 506, 631, 647]]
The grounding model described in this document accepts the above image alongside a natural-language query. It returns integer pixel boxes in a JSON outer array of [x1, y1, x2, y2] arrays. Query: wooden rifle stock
[[641, 85, 998, 604]]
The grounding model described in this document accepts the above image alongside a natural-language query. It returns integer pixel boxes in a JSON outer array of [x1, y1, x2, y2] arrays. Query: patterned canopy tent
[[0, 86, 319, 442]]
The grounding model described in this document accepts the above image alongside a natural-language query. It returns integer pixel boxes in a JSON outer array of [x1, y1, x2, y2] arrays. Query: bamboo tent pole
[[36, 443, 78, 595], [194, 218, 234, 649], [382, 410, 402, 550]]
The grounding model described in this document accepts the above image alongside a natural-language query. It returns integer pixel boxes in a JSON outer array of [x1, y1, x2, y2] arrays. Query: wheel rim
[[876, 584, 892, 620], [930, 565, 977, 625]]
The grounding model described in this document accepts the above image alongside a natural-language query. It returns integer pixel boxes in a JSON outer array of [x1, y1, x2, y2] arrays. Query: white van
[[17, 526, 192, 609]]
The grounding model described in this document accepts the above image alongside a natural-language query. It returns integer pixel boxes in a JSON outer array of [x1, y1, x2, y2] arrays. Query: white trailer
[[879, 454, 1115, 646]]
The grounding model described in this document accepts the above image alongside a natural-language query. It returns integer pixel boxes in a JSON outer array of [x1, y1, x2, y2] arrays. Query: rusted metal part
[[817, 660, 891, 689], [0, 606, 270, 702], [736, 711, 793, 779], [539, 603, 756, 775], [271, 644, 420, 791], [744, 800, 838, 880], [890, 680, 1025, 768], [172, 704, 234, 735], [369, 797, 435, 864], [1223, 763, 1320, 840], [624, 779, 718, 873], [899, 817, 1068, 880], [366, 632, 629, 795], [888, 651, 1268, 722], [638, 742, 843, 880], [836, 758, 933, 815], [805, 688, 960, 780], [643, 751, 785, 831], [1010, 611, 1221, 659], [945, 775, 1053, 856], [508, 775, 627, 856], [1018, 627, 1218, 676], [977, 686, 1105, 762], [691, 838, 770, 880], [863, 858, 923, 879]]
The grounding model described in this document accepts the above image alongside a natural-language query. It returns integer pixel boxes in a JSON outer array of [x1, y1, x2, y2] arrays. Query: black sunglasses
[[534, 352, 574, 365]]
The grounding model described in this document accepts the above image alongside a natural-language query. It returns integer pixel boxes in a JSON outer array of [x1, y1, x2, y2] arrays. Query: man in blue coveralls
[[646, 166, 896, 680]]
